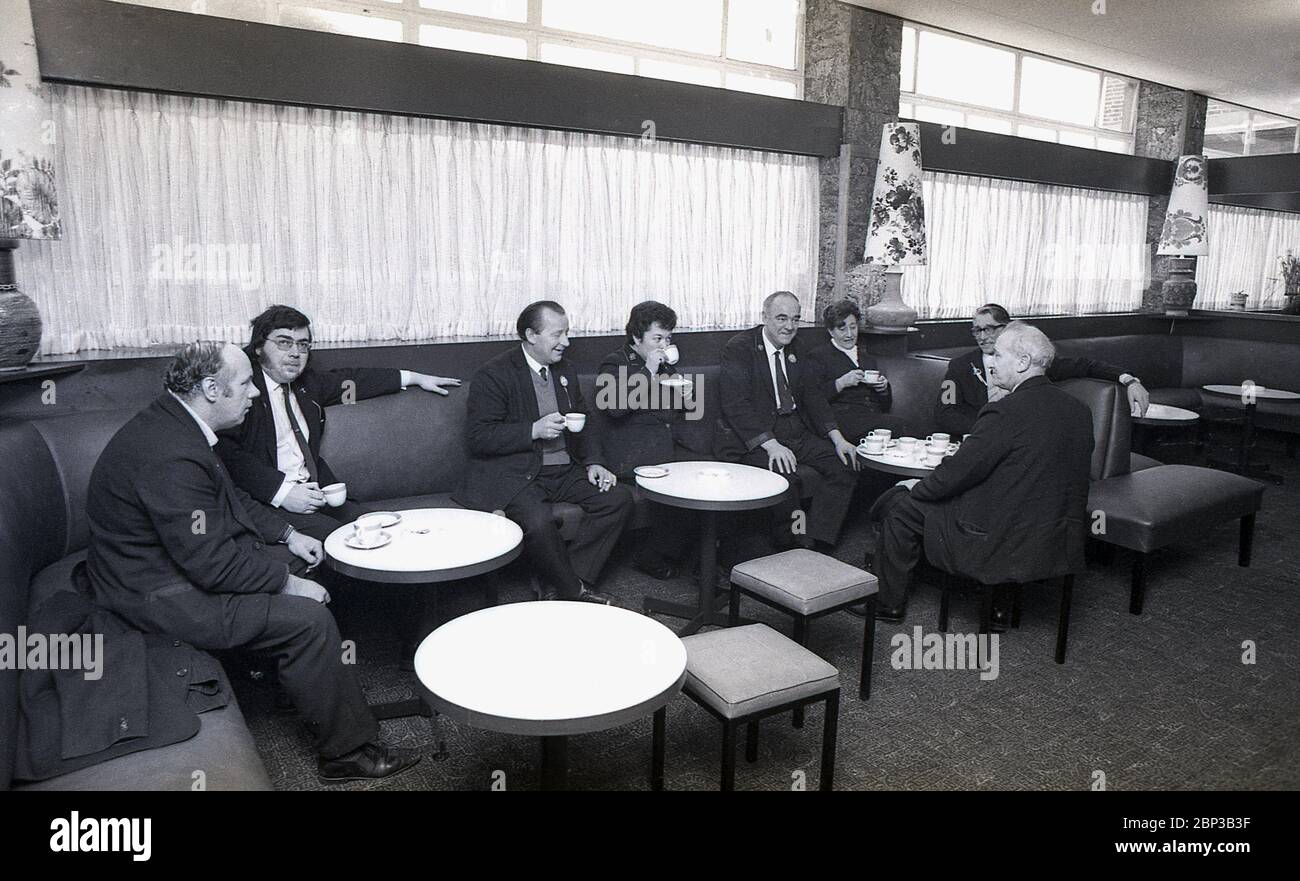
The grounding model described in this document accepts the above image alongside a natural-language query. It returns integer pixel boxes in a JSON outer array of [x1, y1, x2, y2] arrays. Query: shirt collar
[[832, 339, 856, 355], [169, 392, 219, 447], [263, 369, 289, 392], [521, 346, 548, 376], [761, 331, 783, 359]]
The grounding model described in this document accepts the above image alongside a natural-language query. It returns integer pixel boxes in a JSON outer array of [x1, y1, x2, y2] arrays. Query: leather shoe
[[875, 602, 907, 623], [575, 582, 619, 606], [988, 605, 1009, 634], [318, 742, 420, 783], [633, 553, 678, 581]]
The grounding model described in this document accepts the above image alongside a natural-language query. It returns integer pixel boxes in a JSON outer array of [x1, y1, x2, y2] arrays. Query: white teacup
[[925, 451, 944, 467], [322, 482, 347, 507], [663, 344, 680, 365], [564, 412, 587, 432], [867, 428, 892, 443], [353, 515, 386, 547], [863, 369, 882, 384], [926, 440, 948, 455], [927, 433, 951, 446], [897, 436, 918, 450], [862, 437, 885, 455]]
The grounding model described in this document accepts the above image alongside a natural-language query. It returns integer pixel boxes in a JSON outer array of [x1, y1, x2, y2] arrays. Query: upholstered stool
[[665, 623, 840, 791], [728, 549, 877, 721]]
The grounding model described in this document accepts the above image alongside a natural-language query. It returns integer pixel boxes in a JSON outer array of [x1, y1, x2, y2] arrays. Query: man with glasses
[[217, 305, 460, 539], [934, 303, 1150, 436]]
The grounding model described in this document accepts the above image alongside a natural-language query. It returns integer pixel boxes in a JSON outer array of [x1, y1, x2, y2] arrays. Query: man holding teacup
[[456, 301, 631, 604], [216, 305, 461, 540], [594, 301, 708, 580]]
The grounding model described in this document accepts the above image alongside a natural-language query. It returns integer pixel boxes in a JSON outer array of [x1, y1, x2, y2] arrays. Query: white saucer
[[634, 465, 670, 478], [359, 511, 402, 529], [658, 376, 693, 388], [345, 530, 392, 550]]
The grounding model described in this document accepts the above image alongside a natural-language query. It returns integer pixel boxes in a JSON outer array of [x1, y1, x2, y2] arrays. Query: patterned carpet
[[235, 436, 1300, 791]]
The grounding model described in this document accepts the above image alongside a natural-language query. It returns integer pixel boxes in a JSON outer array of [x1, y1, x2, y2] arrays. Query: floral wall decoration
[[1157, 154, 1208, 257], [1, 0, 61, 241], [864, 122, 926, 266]]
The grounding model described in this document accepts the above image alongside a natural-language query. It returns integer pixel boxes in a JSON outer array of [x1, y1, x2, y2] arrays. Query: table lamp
[[863, 122, 926, 333], [1155, 154, 1208, 317], [1, 0, 61, 369]]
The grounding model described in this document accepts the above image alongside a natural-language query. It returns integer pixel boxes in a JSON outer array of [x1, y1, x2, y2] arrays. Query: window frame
[[1204, 98, 1300, 158], [899, 22, 1138, 154]]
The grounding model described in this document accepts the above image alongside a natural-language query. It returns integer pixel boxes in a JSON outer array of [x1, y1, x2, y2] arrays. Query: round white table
[[1133, 403, 1200, 425], [324, 508, 524, 721], [1201, 384, 1299, 484], [635, 461, 788, 635], [415, 602, 688, 790], [856, 447, 942, 479]]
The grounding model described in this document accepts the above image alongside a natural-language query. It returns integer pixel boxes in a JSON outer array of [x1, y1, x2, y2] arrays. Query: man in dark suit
[[935, 303, 1149, 436], [216, 305, 460, 540], [86, 342, 418, 782], [595, 300, 705, 579], [874, 322, 1095, 622], [713, 291, 859, 552], [456, 301, 631, 603], [805, 298, 916, 443]]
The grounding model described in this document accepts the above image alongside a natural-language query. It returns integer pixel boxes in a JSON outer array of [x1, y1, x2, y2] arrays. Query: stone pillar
[[1133, 83, 1208, 312], [804, 0, 902, 319]]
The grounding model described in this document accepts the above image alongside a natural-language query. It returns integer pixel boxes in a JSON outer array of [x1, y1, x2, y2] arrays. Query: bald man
[[872, 322, 1094, 623], [86, 342, 418, 782], [713, 291, 859, 552]]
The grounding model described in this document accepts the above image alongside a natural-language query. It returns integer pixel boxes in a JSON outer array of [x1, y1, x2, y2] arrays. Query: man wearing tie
[[713, 291, 859, 552], [935, 303, 1150, 436], [217, 305, 460, 539], [456, 301, 631, 603]]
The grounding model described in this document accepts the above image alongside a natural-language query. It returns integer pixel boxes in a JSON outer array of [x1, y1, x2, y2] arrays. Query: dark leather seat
[[1058, 379, 1265, 615]]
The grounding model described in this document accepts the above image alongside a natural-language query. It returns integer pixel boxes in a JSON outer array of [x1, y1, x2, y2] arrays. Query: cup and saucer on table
[[344, 511, 402, 550], [634, 465, 671, 479]]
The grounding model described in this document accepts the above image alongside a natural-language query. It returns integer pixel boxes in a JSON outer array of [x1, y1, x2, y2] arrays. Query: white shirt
[[266, 371, 315, 506], [761, 332, 797, 411], [832, 339, 860, 367], [169, 392, 219, 447], [521, 346, 549, 379]]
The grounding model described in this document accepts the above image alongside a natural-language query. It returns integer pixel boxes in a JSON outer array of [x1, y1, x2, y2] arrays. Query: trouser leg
[[504, 482, 583, 598], [877, 493, 927, 609], [788, 433, 858, 546], [547, 466, 633, 585]]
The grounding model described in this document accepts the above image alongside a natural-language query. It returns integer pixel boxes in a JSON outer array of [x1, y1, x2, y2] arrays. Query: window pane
[[726, 0, 799, 69], [1018, 124, 1058, 143], [966, 114, 1014, 135], [915, 31, 1015, 110], [1098, 75, 1131, 131], [725, 73, 797, 99], [1058, 130, 1095, 149], [280, 7, 403, 41], [542, 0, 723, 55], [900, 26, 916, 93], [639, 58, 723, 88], [419, 25, 528, 58], [418, 0, 528, 22], [913, 104, 964, 127], [1095, 136, 1132, 154], [540, 43, 635, 73], [1019, 57, 1099, 126], [1249, 120, 1299, 155]]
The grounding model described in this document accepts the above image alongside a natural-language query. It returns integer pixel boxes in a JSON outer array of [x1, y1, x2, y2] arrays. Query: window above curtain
[[1196, 205, 1300, 310], [900, 171, 1149, 319], [17, 84, 820, 355]]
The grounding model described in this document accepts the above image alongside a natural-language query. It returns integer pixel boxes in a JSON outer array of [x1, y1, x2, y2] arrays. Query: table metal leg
[[643, 511, 757, 635], [540, 735, 569, 791]]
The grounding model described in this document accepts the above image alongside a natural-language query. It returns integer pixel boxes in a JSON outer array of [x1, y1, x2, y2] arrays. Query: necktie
[[539, 366, 548, 383], [280, 383, 319, 483], [773, 350, 795, 415]]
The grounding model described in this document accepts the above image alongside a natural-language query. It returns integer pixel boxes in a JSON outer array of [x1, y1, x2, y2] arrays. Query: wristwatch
[[1121, 375, 1141, 387]]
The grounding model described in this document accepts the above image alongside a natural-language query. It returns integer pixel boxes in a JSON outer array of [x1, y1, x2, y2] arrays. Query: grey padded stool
[[665, 623, 840, 791], [729, 549, 877, 727]]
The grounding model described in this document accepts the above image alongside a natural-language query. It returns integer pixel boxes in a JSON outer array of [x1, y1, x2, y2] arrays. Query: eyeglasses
[[970, 324, 1006, 337], [269, 338, 312, 352]]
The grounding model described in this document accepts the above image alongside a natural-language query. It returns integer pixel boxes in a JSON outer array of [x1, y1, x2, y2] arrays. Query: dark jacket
[[594, 345, 703, 477], [804, 339, 892, 443], [15, 568, 229, 782], [935, 347, 1123, 436], [912, 375, 1094, 585], [215, 350, 402, 501], [86, 393, 294, 618], [713, 326, 838, 461], [454, 346, 605, 513]]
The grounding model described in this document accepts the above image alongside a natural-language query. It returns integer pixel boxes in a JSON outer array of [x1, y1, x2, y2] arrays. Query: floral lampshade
[[863, 122, 926, 267], [1156, 154, 1208, 257], [1, 0, 61, 241]]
